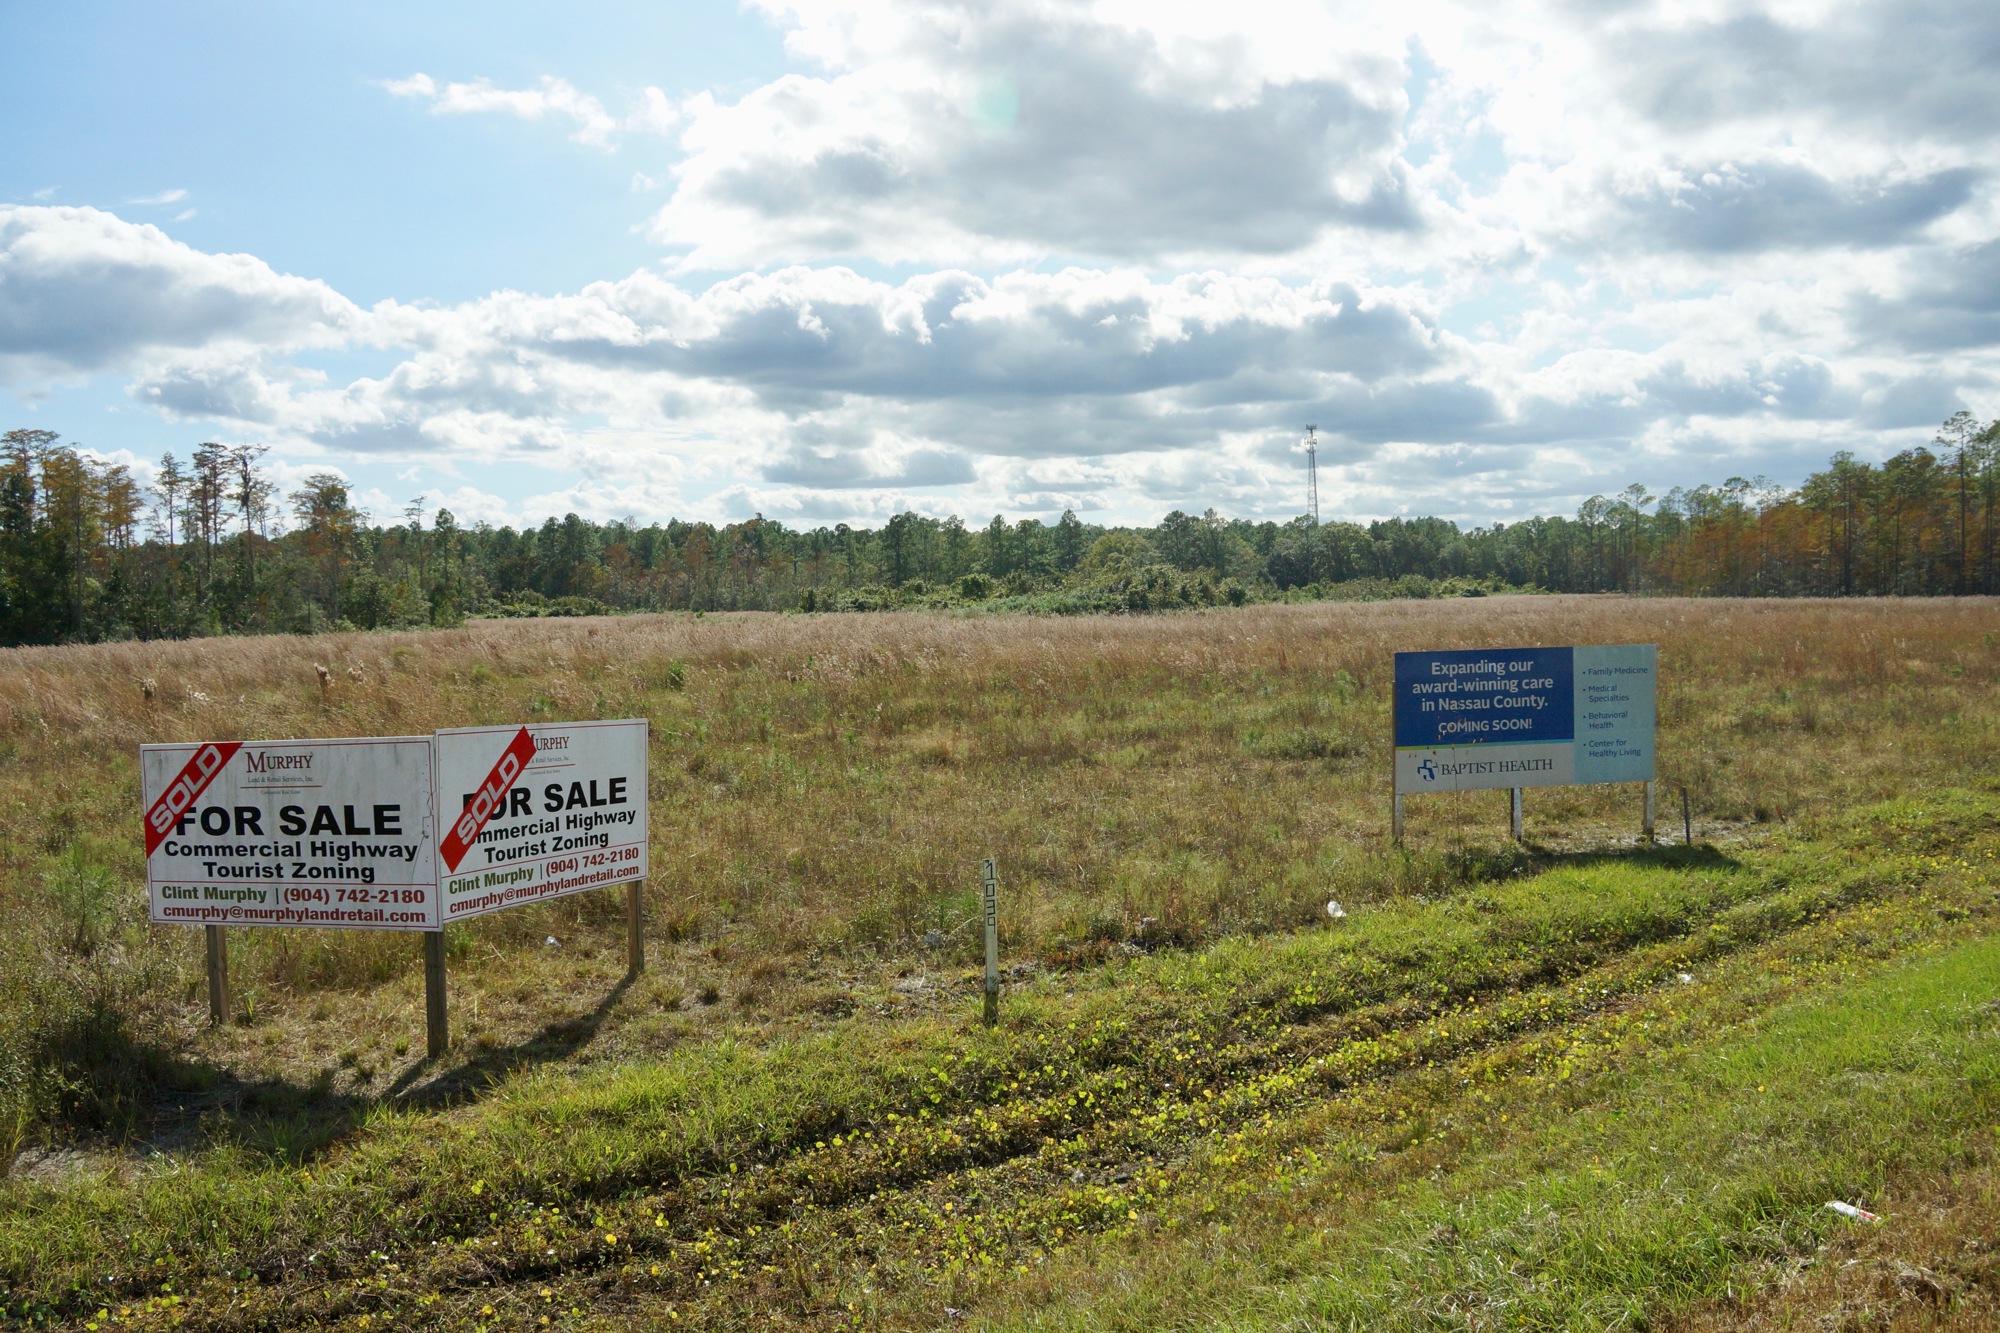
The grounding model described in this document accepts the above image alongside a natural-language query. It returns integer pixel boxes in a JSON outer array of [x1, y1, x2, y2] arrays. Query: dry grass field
[[2, 595, 1998, 1330]]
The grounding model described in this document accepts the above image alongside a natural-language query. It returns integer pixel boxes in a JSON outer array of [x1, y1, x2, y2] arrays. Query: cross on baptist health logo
[[1416, 759, 1438, 782]]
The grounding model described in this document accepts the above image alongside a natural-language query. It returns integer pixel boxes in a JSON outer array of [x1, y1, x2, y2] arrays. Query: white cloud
[[650, 0, 1417, 269], [383, 72, 680, 148], [11, 1, 2000, 528], [127, 188, 189, 206], [98, 238, 1988, 524], [0, 206, 359, 383], [375, 1, 1993, 286]]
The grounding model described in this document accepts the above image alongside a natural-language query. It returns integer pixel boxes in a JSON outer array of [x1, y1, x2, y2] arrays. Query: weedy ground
[[2, 595, 1998, 1330]]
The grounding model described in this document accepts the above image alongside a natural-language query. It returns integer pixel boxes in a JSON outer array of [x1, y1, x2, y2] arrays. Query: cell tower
[[1304, 424, 1320, 525]]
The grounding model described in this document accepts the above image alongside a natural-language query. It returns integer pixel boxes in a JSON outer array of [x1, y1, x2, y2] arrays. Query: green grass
[[3, 789, 1998, 1329], [995, 897, 2000, 1331]]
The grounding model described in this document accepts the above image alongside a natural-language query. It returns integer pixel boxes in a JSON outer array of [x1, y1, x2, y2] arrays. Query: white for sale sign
[[432, 719, 649, 921], [141, 736, 439, 930]]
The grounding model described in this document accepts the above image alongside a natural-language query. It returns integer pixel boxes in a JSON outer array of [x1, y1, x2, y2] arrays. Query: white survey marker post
[[432, 719, 650, 921], [141, 736, 439, 930], [981, 857, 1000, 1026]]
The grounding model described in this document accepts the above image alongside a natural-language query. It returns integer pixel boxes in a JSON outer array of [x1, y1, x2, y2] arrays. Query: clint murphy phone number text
[[282, 886, 429, 906], [445, 842, 640, 896]]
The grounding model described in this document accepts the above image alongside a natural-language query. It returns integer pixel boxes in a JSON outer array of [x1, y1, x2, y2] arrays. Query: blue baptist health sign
[[1393, 644, 1656, 794]]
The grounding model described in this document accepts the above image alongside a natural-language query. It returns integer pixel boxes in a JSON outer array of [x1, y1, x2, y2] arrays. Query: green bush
[[482, 593, 613, 619], [41, 846, 121, 957]]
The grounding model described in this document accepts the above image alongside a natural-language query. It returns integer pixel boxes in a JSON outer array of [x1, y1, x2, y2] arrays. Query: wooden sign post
[[981, 858, 1000, 1027], [205, 924, 229, 1026], [424, 930, 448, 1058], [626, 880, 645, 979]]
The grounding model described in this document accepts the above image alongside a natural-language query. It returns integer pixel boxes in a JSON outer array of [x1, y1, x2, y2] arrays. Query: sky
[[3, 0, 1997, 533]]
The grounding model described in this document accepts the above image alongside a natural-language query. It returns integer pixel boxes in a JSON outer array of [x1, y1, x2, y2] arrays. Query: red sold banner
[[439, 727, 537, 872], [143, 740, 242, 855]]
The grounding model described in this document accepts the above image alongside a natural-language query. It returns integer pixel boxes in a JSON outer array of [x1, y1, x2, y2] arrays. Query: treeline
[[3, 413, 1998, 645]]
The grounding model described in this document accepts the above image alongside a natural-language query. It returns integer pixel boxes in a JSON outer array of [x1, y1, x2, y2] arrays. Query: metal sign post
[[1510, 787, 1524, 841], [981, 858, 1000, 1027]]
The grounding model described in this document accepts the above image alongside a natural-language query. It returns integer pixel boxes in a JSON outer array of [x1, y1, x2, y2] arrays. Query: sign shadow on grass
[[32, 971, 643, 1174]]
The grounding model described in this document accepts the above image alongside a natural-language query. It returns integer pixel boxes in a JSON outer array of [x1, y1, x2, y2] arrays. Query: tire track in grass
[[12, 859, 1776, 1321], [129, 843, 2000, 1332], [721, 875, 1998, 1329]]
